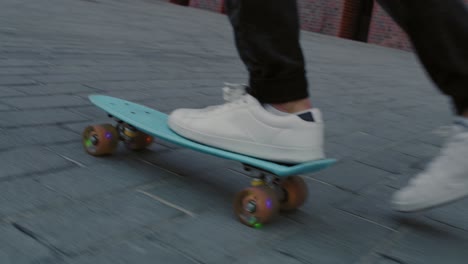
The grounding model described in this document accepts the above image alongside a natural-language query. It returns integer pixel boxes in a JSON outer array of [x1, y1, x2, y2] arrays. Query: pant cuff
[[248, 71, 309, 104]]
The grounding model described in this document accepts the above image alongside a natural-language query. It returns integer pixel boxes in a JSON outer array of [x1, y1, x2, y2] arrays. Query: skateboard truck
[[114, 122, 138, 141], [243, 164, 264, 178], [243, 164, 281, 183], [85, 95, 331, 228], [243, 164, 286, 201]]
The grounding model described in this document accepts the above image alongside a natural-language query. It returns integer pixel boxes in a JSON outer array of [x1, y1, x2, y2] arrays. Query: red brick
[[367, 2, 412, 51], [297, 0, 346, 36], [182, 0, 468, 51], [189, 0, 224, 13]]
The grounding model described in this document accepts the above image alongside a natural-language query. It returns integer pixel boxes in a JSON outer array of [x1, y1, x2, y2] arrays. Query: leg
[[226, 0, 307, 103], [377, 0, 468, 116], [380, 0, 468, 212], [225, 0, 311, 112], [168, 0, 324, 163]]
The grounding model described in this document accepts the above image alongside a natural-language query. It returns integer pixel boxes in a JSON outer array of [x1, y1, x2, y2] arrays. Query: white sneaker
[[392, 119, 468, 212], [168, 84, 325, 163]]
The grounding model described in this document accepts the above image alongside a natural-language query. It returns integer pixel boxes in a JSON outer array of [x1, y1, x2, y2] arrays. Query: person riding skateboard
[[168, 0, 468, 212]]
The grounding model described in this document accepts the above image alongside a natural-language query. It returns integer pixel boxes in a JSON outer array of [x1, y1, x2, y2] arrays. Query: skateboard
[[83, 95, 336, 228]]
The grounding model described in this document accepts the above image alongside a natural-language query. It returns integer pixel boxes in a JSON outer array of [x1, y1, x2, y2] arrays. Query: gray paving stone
[[382, 219, 468, 264], [139, 148, 234, 177], [324, 116, 374, 138], [392, 107, 452, 129], [70, 105, 113, 120], [365, 110, 410, 124], [425, 199, 468, 232], [0, 224, 57, 264], [416, 127, 451, 147], [0, 125, 77, 149], [143, 171, 244, 214], [37, 162, 169, 201], [0, 147, 72, 179], [151, 211, 300, 264], [0, 86, 25, 97], [328, 131, 393, 153], [0, 68, 41, 76], [0, 59, 49, 67], [138, 97, 210, 112], [15, 191, 182, 255], [28, 74, 88, 83], [69, 235, 196, 264], [275, 209, 393, 264], [93, 90, 152, 101], [49, 139, 174, 168], [390, 140, 441, 159], [83, 72, 169, 82], [384, 172, 414, 189], [335, 184, 418, 230], [195, 86, 227, 97], [36, 66, 97, 75], [0, 176, 68, 218], [133, 98, 182, 113], [0, 103, 11, 111], [324, 141, 368, 160], [375, 255, 405, 264], [14, 84, 97, 95], [47, 59, 96, 67], [83, 81, 148, 91], [359, 122, 416, 142], [228, 250, 306, 264], [185, 94, 225, 107], [46, 141, 138, 166], [139, 87, 204, 100], [284, 178, 354, 223], [61, 119, 114, 134], [142, 79, 201, 91], [356, 148, 422, 175], [0, 76, 36, 86], [329, 102, 384, 116], [311, 160, 393, 193], [1, 94, 87, 109], [0, 109, 87, 127]]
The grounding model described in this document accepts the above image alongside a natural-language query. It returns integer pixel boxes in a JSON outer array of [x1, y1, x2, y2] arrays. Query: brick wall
[[367, 3, 412, 51], [368, 0, 468, 51], [176, 0, 468, 51], [185, 0, 347, 37], [297, 0, 345, 36], [189, 0, 224, 13]]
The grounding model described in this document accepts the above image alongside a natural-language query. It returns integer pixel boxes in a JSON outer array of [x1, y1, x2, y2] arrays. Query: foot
[[392, 118, 468, 212], [168, 83, 325, 163]]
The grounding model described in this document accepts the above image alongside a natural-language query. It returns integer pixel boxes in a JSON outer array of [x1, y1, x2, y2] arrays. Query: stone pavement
[[0, 0, 467, 263]]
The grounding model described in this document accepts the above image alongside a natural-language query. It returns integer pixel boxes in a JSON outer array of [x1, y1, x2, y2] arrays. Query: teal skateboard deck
[[88, 95, 336, 177]]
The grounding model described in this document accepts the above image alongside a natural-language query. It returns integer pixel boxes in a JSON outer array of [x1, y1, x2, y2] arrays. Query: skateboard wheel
[[233, 186, 279, 228], [279, 176, 308, 211], [82, 124, 119, 156], [120, 124, 153, 151]]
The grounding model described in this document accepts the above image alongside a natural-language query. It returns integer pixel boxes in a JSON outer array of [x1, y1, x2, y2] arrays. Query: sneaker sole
[[168, 118, 324, 164]]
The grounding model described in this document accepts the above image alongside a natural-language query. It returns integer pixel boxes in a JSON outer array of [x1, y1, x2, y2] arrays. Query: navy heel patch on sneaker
[[298, 112, 315, 122]]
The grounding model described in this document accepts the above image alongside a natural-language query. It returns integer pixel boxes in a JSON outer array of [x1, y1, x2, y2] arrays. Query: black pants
[[225, 0, 468, 115]]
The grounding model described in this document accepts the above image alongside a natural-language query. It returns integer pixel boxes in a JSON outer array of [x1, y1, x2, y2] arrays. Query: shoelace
[[223, 82, 247, 102], [198, 83, 249, 113]]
